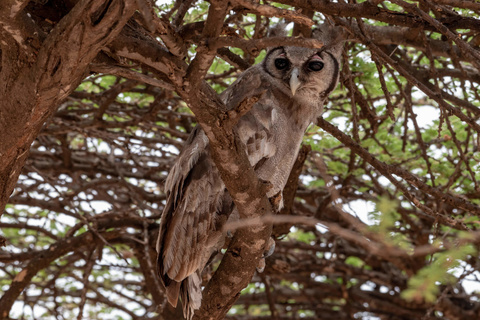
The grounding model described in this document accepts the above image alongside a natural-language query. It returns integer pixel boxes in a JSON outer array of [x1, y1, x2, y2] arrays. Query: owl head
[[262, 23, 344, 101]]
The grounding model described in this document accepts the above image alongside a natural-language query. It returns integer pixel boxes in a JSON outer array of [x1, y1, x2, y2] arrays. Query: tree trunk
[[0, 0, 136, 215]]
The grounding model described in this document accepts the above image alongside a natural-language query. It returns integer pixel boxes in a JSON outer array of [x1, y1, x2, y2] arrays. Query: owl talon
[[259, 178, 274, 193], [269, 191, 283, 212], [256, 257, 266, 273], [256, 237, 276, 273], [263, 237, 276, 258]]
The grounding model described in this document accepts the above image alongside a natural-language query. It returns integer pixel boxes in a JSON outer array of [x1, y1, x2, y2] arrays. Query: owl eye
[[274, 58, 289, 70], [308, 60, 324, 71]]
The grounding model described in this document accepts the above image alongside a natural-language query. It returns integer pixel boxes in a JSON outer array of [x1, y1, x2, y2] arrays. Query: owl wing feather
[[221, 65, 278, 167], [157, 126, 226, 310]]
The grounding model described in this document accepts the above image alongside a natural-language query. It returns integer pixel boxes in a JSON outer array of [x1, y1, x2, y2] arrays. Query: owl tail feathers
[[165, 280, 181, 308], [180, 271, 202, 320], [164, 271, 202, 320]]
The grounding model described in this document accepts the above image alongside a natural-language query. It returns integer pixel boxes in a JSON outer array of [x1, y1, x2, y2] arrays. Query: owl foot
[[259, 178, 274, 193], [257, 258, 266, 273], [264, 237, 276, 258], [269, 191, 283, 212], [256, 237, 276, 273]]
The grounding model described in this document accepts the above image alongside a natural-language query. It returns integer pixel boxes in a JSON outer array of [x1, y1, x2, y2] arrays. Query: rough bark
[[0, 0, 136, 215]]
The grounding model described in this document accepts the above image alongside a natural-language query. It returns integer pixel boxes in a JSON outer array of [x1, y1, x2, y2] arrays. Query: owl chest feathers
[[236, 89, 321, 198]]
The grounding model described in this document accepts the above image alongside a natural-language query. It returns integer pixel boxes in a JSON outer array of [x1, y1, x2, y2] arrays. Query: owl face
[[262, 46, 340, 100]]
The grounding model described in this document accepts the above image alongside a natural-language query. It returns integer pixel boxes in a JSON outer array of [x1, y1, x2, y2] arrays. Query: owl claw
[[256, 258, 266, 273], [259, 178, 274, 193], [269, 192, 283, 212], [256, 237, 276, 273], [263, 237, 276, 258]]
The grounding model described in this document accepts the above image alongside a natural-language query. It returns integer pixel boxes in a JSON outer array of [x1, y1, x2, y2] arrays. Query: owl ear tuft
[[268, 22, 289, 38], [312, 23, 347, 61], [264, 22, 289, 53]]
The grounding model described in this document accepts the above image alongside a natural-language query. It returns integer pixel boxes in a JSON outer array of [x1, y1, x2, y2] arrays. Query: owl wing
[[221, 64, 269, 111], [221, 65, 278, 169], [156, 126, 230, 311]]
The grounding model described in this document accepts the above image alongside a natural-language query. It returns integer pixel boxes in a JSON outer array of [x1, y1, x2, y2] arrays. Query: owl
[[156, 23, 344, 319]]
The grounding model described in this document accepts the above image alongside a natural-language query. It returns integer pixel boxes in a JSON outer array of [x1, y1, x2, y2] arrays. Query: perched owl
[[156, 23, 344, 319]]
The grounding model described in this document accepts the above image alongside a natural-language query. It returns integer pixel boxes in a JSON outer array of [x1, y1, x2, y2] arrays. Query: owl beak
[[290, 68, 301, 96]]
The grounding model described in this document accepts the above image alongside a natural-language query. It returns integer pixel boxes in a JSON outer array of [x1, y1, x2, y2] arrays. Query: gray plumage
[[156, 23, 344, 319]]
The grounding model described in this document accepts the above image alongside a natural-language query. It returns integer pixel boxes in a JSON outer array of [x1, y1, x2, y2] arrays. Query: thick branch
[[185, 0, 229, 89], [232, 0, 314, 27], [182, 83, 275, 320], [0, 0, 136, 215]]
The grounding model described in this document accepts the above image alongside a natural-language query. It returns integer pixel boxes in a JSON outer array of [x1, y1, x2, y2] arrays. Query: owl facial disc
[[290, 68, 301, 96]]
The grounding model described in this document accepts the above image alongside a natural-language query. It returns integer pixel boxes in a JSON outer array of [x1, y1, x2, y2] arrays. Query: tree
[[1, 0, 480, 319]]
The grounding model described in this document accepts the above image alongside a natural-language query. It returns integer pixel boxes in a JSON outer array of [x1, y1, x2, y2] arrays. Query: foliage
[[1, 0, 480, 319]]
